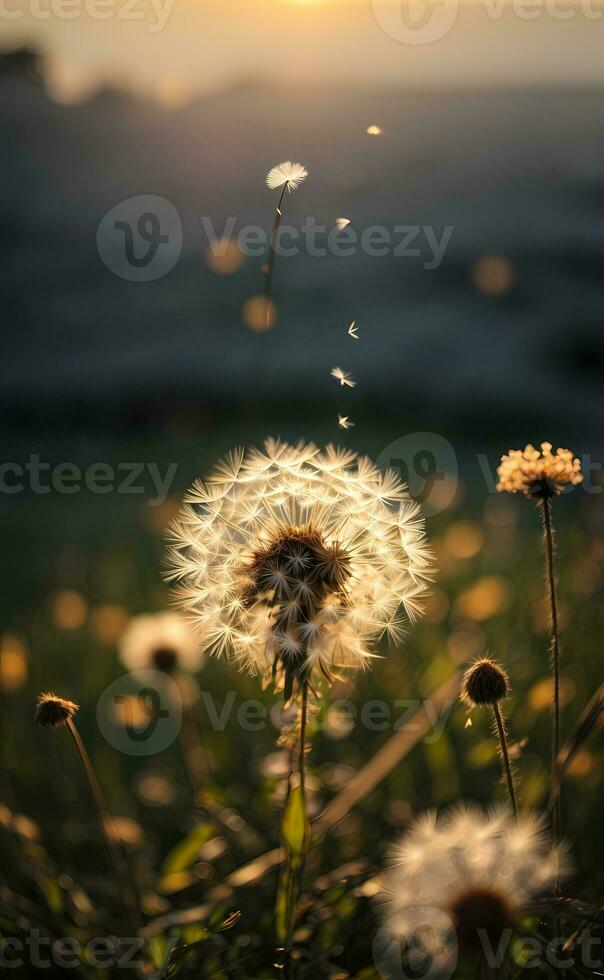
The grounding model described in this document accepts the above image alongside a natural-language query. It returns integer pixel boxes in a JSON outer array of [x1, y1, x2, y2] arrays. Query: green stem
[[298, 678, 308, 791]]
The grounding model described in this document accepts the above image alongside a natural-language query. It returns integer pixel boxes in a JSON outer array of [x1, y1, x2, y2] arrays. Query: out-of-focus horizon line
[[2, 0, 604, 104]]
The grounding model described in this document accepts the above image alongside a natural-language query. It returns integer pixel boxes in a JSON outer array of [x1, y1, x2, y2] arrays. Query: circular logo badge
[[373, 907, 458, 979], [372, 0, 459, 45], [96, 195, 182, 282], [97, 669, 182, 756], [377, 432, 459, 517]]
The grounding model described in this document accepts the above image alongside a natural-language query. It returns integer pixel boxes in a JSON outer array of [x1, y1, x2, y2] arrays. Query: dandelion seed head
[[119, 611, 202, 674], [384, 806, 570, 963], [347, 321, 359, 339], [497, 442, 583, 498], [165, 439, 432, 687], [266, 161, 309, 191], [35, 692, 79, 728], [335, 218, 351, 231], [338, 415, 354, 430], [462, 657, 509, 706]]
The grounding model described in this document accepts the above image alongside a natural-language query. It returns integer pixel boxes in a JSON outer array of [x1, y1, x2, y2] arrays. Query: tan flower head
[[497, 442, 582, 498], [35, 692, 79, 728], [165, 439, 433, 694]]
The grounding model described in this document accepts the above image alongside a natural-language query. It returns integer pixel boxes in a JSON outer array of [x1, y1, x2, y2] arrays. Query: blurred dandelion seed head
[[165, 439, 433, 684], [119, 611, 202, 674], [462, 657, 509, 706], [497, 442, 583, 498], [384, 806, 570, 961], [266, 161, 309, 191], [35, 692, 79, 728]]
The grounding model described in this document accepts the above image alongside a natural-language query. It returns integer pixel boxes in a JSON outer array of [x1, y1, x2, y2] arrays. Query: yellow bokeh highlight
[[456, 576, 512, 621], [471, 255, 514, 297], [90, 604, 130, 645], [528, 676, 575, 712], [205, 238, 244, 275], [445, 520, 484, 559], [0, 634, 28, 692], [52, 590, 87, 630], [242, 295, 277, 332]]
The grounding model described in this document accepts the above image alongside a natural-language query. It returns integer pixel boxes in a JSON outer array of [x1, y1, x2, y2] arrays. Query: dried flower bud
[[35, 692, 79, 728], [462, 658, 509, 706]]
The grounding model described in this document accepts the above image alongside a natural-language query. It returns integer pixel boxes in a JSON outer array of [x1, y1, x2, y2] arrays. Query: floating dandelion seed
[[383, 806, 570, 971], [262, 161, 309, 328], [335, 218, 351, 231], [266, 161, 309, 192], [347, 321, 359, 339], [366, 125, 383, 136], [331, 367, 356, 388], [338, 415, 355, 430], [165, 439, 432, 699], [119, 611, 202, 675]]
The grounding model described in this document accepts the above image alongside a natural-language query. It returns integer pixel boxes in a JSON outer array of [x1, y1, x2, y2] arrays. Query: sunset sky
[[4, 0, 604, 102]]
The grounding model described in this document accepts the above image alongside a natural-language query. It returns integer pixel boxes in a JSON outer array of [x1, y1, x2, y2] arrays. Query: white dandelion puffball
[[383, 807, 570, 969], [165, 439, 432, 688], [119, 611, 202, 674], [266, 161, 309, 191]]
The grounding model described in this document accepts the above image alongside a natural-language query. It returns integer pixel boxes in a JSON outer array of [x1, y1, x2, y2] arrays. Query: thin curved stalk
[[66, 718, 141, 933], [492, 702, 518, 820], [540, 497, 562, 883]]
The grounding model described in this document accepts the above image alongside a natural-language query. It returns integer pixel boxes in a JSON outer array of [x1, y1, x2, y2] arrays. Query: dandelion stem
[[540, 496, 562, 875], [298, 677, 308, 792], [492, 702, 517, 820], [263, 181, 288, 320], [65, 717, 141, 933]]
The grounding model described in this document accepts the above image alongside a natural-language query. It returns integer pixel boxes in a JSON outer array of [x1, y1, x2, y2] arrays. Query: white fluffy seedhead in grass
[[165, 439, 432, 696], [266, 161, 309, 192], [383, 806, 570, 968], [119, 611, 202, 674]]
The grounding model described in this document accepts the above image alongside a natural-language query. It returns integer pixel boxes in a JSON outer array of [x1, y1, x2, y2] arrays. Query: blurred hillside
[[2, 47, 604, 442]]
